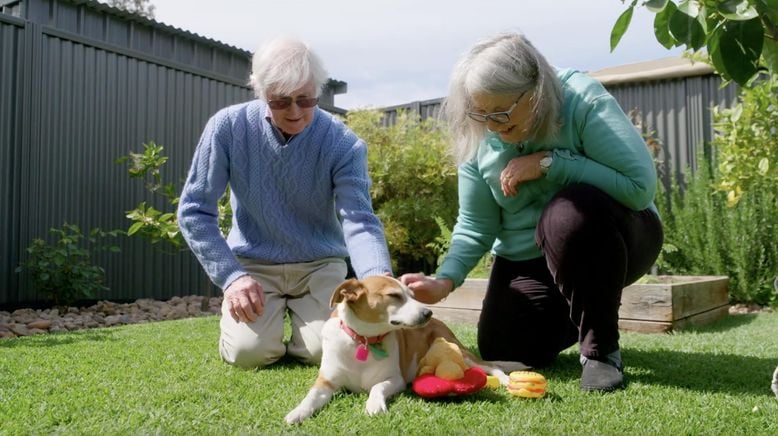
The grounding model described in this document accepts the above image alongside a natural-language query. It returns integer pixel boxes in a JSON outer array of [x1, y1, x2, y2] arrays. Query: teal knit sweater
[[436, 69, 658, 288], [178, 100, 392, 290]]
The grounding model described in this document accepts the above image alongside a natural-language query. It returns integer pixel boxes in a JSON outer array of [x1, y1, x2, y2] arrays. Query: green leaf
[[669, 8, 706, 50], [654, 1, 679, 48], [757, 158, 769, 175], [718, 18, 765, 85], [762, 37, 778, 74], [611, 5, 635, 52], [718, 0, 759, 20], [758, 0, 778, 23], [676, 0, 700, 17], [128, 222, 145, 236], [708, 26, 731, 80], [644, 0, 669, 13]]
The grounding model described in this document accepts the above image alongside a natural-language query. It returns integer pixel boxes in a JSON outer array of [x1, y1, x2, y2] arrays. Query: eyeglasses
[[466, 90, 528, 124], [267, 96, 319, 110]]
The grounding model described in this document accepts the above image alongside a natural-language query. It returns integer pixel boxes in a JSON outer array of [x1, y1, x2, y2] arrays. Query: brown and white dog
[[285, 276, 526, 424]]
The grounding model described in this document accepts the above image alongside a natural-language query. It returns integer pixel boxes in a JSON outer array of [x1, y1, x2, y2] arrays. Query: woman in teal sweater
[[401, 32, 662, 392]]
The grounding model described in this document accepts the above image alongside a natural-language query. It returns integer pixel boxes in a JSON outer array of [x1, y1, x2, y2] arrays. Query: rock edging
[[0, 295, 223, 339]]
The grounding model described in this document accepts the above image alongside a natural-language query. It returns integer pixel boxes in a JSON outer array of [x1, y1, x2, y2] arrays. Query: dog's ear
[[329, 278, 365, 308]]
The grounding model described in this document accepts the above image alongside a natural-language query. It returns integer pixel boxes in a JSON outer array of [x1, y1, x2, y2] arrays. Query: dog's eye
[[387, 293, 404, 301]]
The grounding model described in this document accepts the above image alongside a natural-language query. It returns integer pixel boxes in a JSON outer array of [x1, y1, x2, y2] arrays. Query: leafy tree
[[611, 0, 778, 85], [104, 0, 155, 19]]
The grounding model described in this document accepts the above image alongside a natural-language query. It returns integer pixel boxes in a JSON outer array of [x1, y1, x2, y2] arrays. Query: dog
[[772, 366, 778, 398], [285, 275, 526, 424]]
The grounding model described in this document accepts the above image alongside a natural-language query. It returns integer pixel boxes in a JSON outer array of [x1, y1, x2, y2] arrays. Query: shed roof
[[588, 56, 715, 85]]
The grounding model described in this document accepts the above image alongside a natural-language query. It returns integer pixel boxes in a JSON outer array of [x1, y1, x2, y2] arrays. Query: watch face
[[540, 156, 552, 173]]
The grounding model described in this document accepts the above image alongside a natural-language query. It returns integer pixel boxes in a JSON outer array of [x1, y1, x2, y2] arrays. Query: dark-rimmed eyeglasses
[[466, 90, 528, 124], [267, 96, 319, 110]]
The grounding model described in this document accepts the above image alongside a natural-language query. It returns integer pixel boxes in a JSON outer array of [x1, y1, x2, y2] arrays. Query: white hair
[[443, 32, 563, 165], [249, 37, 328, 99]]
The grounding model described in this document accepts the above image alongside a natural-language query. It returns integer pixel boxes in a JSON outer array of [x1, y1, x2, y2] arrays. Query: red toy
[[412, 366, 487, 398]]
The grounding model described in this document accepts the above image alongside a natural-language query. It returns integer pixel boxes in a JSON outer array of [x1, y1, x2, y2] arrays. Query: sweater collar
[[261, 103, 319, 145]]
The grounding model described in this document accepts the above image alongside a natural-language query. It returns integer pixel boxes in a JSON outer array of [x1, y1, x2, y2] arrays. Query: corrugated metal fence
[[1, 0, 254, 305]]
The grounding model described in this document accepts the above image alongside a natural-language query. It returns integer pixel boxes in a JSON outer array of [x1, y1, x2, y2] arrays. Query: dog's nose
[[422, 308, 432, 320]]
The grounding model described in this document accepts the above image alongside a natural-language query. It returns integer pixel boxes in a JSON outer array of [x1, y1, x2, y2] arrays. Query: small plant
[[15, 223, 122, 307], [427, 216, 493, 280], [118, 141, 232, 251]]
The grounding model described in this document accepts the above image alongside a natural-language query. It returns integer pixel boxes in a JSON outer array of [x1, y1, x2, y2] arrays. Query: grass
[[2, 313, 777, 435]]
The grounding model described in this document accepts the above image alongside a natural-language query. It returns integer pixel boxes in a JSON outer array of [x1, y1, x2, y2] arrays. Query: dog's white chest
[[319, 319, 402, 393]]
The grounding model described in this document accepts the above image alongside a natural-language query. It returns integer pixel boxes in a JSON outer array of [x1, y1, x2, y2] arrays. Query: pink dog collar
[[339, 320, 389, 361]]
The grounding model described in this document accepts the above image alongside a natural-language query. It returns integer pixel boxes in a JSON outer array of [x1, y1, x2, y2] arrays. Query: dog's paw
[[285, 406, 313, 424], [365, 397, 388, 416]]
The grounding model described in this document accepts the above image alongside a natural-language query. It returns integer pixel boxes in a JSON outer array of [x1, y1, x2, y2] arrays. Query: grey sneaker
[[580, 359, 624, 392]]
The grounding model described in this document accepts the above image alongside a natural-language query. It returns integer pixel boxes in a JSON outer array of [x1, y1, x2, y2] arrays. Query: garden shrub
[[713, 74, 778, 206], [346, 110, 458, 274], [16, 223, 122, 306], [656, 157, 778, 306]]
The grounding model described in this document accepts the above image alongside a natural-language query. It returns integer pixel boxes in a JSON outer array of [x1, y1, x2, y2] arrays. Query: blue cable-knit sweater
[[178, 100, 393, 290]]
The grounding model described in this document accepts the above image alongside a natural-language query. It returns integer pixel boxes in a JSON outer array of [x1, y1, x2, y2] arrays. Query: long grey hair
[[443, 32, 563, 165]]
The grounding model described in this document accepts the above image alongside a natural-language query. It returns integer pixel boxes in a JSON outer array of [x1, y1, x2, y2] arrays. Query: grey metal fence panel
[[1, 0, 255, 305], [605, 76, 738, 187], [0, 15, 24, 304]]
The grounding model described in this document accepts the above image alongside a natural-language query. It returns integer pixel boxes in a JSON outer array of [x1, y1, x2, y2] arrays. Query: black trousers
[[477, 184, 663, 367]]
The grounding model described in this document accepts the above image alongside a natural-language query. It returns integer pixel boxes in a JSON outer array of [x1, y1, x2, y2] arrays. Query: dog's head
[[330, 276, 432, 330]]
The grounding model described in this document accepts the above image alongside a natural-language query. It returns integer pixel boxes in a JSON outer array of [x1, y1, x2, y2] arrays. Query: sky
[[150, 0, 683, 110]]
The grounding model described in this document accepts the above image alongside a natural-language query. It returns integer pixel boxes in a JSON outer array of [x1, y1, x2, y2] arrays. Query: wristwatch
[[539, 151, 553, 175]]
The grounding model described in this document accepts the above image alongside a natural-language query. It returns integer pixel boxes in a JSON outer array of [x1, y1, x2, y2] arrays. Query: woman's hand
[[224, 275, 265, 323], [399, 273, 453, 304], [500, 151, 546, 197]]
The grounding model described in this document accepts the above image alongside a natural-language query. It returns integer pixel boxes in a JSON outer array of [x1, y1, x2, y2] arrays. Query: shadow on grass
[[534, 343, 776, 397], [626, 349, 776, 395], [0, 328, 117, 349], [680, 313, 760, 332]]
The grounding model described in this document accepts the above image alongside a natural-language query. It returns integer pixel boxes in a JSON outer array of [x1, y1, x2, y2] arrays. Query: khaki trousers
[[219, 257, 347, 369]]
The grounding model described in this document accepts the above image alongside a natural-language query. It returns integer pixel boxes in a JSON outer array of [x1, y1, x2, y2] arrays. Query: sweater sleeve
[[546, 80, 657, 211], [435, 161, 500, 288], [177, 111, 246, 290], [333, 134, 393, 278]]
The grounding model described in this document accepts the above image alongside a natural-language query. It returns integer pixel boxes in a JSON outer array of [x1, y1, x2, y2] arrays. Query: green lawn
[[1, 313, 777, 434]]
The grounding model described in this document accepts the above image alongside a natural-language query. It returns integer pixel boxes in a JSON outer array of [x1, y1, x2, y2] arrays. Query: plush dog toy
[[418, 337, 468, 379], [412, 337, 486, 398]]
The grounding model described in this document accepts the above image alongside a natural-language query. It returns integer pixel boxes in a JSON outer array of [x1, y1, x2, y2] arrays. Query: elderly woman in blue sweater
[[401, 32, 663, 392], [178, 38, 392, 369]]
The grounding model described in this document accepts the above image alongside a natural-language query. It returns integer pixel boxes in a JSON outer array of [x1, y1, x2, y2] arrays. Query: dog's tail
[[772, 365, 778, 398], [488, 360, 532, 372]]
